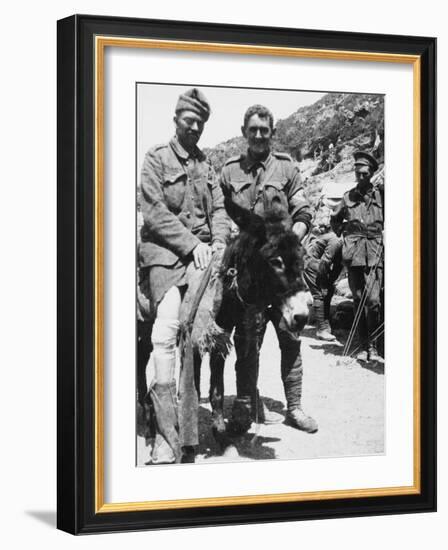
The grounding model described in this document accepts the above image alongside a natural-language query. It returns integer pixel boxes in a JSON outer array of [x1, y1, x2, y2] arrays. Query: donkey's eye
[[269, 256, 285, 270]]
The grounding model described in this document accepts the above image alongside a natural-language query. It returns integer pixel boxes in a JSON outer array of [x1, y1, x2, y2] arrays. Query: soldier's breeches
[[233, 308, 267, 406], [234, 326, 261, 403]]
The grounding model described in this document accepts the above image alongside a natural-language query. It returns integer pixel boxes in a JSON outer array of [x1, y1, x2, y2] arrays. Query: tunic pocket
[[229, 179, 252, 193], [263, 178, 288, 211], [229, 178, 252, 209], [163, 170, 187, 212]]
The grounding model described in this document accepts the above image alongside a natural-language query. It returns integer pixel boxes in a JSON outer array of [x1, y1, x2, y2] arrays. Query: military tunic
[[331, 184, 384, 267], [139, 136, 229, 311], [220, 151, 312, 227]]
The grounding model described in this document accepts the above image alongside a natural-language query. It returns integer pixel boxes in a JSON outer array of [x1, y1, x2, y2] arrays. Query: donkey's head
[[259, 209, 311, 333], [227, 202, 311, 334]]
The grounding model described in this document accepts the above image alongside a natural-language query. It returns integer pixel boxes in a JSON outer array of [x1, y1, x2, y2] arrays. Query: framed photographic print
[[57, 14, 436, 534]]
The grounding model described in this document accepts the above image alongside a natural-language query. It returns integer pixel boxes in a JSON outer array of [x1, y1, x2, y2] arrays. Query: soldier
[[138, 88, 230, 464], [220, 104, 318, 434], [303, 193, 343, 341], [331, 151, 384, 361]]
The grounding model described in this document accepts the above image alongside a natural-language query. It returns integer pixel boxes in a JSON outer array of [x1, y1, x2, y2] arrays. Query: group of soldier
[[137, 87, 384, 464]]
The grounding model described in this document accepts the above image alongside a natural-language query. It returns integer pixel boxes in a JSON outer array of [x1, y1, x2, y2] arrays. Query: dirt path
[[137, 324, 384, 465]]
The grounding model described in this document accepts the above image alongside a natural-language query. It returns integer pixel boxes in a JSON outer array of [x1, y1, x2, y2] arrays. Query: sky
[[137, 83, 325, 166]]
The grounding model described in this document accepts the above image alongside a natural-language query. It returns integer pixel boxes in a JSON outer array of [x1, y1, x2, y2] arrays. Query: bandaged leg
[[149, 287, 182, 463], [151, 318, 180, 384], [150, 319, 181, 464]]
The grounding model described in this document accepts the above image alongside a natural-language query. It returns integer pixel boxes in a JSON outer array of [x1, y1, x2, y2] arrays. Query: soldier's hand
[[193, 243, 212, 270], [292, 221, 308, 243]]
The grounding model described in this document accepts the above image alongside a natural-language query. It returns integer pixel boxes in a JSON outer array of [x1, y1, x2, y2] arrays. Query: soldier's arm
[[139, 149, 200, 258], [319, 232, 342, 271], [286, 163, 313, 238], [317, 233, 343, 288], [208, 163, 230, 246], [330, 198, 346, 236]]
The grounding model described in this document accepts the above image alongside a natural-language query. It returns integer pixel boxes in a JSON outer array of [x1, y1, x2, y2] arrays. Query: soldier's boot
[[285, 407, 319, 434], [354, 311, 369, 362], [181, 446, 196, 464], [368, 343, 382, 362], [315, 299, 336, 341], [150, 380, 181, 464], [283, 364, 318, 434], [316, 320, 336, 341], [227, 397, 252, 436], [367, 308, 382, 362], [356, 349, 369, 362]]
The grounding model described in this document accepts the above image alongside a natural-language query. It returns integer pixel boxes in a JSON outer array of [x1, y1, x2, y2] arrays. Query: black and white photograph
[[136, 83, 385, 466]]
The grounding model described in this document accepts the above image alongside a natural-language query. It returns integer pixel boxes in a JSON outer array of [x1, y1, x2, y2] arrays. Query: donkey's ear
[[264, 201, 292, 235], [248, 212, 267, 242], [224, 197, 266, 241]]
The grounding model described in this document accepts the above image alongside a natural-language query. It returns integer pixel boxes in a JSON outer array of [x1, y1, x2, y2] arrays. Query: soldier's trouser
[[347, 266, 383, 349], [233, 304, 304, 419]]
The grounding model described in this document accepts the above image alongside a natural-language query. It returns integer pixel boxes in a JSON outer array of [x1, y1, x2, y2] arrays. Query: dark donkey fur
[[186, 202, 308, 448]]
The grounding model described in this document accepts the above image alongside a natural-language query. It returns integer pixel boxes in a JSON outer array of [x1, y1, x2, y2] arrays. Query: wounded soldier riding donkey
[[138, 88, 230, 464]]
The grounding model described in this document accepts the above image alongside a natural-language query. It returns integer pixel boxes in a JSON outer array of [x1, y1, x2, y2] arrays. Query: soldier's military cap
[[353, 150, 378, 173], [175, 88, 211, 122]]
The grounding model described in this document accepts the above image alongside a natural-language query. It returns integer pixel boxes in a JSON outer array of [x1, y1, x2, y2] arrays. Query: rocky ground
[[137, 323, 385, 466]]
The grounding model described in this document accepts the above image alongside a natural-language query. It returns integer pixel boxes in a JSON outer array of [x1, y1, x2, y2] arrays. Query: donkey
[[191, 204, 311, 449]]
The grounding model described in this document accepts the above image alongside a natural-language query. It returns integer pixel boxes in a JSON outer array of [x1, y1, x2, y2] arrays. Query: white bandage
[[151, 318, 180, 361]]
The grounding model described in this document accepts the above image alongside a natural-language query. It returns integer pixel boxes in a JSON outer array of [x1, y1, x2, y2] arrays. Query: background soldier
[[138, 88, 229, 464], [303, 193, 343, 341], [220, 104, 318, 434], [331, 151, 384, 361]]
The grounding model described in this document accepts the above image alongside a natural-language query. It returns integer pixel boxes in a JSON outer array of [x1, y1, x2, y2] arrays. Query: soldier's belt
[[343, 231, 382, 240], [343, 221, 382, 238]]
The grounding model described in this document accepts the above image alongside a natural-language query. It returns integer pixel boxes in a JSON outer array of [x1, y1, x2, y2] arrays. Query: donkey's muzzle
[[280, 290, 312, 333], [293, 313, 308, 333]]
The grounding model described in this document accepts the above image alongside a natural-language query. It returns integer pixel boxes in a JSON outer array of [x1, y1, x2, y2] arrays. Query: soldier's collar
[[355, 182, 373, 196], [347, 183, 376, 205], [170, 136, 204, 161], [243, 150, 273, 171]]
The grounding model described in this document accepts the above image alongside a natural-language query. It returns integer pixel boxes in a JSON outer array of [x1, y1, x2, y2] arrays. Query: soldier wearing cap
[[138, 88, 230, 464], [331, 150, 384, 361], [219, 104, 318, 434]]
